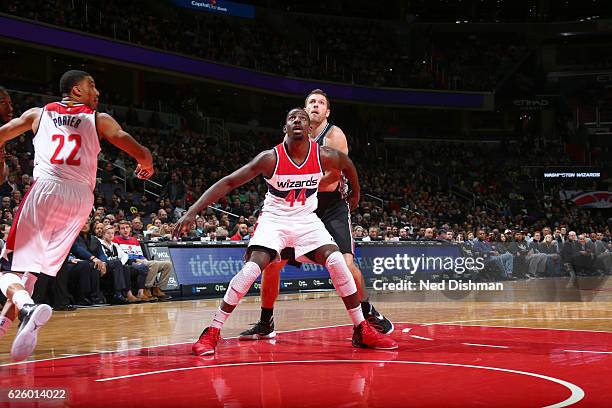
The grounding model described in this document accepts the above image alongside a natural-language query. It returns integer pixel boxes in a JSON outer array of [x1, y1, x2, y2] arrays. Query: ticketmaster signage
[[162, 242, 465, 288], [174, 0, 255, 19]]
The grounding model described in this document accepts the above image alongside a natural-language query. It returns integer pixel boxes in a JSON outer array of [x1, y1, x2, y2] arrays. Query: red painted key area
[[1, 323, 611, 407]]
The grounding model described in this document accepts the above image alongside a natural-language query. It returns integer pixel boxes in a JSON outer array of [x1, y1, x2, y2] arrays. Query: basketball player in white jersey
[[240, 89, 393, 341], [174, 108, 397, 355], [0, 70, 154, 361], [0, 86, 18, 337]]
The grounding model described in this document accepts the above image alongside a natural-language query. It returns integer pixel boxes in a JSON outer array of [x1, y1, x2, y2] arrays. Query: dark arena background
[[0, 0, 611, 407]]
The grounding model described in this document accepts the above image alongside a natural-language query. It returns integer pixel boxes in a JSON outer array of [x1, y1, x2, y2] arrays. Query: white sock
[[12, 290, 33, 310], [348, 305, 365, 326], [0, 316, 12, 336], [211, 308, 230, 329]]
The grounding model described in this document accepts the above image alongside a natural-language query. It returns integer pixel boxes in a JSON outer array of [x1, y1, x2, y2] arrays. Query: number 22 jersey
[[34, 101, 101, 190]]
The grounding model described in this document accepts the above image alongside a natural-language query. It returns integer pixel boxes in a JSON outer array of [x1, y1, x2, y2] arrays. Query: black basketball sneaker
[[239, 319, 277, 340], [11, 303, 53, 361], [364, 304, 394, 334]]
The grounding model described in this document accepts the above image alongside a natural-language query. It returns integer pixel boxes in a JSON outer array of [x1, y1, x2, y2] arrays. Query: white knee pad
[[223, 262, 261, 306], [325, 251, 357, 297], [0, 273, 21, 296]]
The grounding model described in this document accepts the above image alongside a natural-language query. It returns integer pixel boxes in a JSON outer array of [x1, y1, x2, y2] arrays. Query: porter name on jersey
[[52, 115, 82, 129]]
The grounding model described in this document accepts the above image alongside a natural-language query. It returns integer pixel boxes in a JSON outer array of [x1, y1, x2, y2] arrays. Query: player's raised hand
[[172, 210, 196, 239], [135, 163, 154, 180]]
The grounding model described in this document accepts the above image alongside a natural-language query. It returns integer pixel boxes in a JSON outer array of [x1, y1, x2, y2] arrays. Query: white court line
[[95, 359, 584, 408], [3, 319, 609, 368], [418, 318, 612, 334], [410, 335, 433, 341], [463, 343, 509, 349], [0, 324, 350, 368], [0, 352, 101, 368], [564, 350, 612, 355]]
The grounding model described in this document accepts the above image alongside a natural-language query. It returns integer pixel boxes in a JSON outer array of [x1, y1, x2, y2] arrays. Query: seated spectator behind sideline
[[69, 222, 107, 305], [362, 226, 382, 242], [113, 220, 172, 300], [230, 223, 249, 241], [98, 224, 149, 302]]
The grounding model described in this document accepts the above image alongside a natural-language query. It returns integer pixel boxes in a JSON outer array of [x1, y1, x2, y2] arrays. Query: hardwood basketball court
[[1, 277, 611, 407]]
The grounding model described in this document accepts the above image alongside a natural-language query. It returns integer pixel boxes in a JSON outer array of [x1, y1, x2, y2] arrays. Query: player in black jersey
[[240, 89, 393, 340]]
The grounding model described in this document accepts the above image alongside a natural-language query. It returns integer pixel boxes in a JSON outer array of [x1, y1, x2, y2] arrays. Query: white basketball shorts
[[1, 177, 93, 277], [248, 212, 336, 263]]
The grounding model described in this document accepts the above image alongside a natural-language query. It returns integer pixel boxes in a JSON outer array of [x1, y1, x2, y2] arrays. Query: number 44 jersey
[[34, 101, 101, 191], [262, 139, 323, 217]]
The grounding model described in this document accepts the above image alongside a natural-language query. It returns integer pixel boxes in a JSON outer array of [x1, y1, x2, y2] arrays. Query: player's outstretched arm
[[320, 146, 360, 210], [173, 149, 276, 238], [96, 113, 154, 179], [0, 107, 41, 145]]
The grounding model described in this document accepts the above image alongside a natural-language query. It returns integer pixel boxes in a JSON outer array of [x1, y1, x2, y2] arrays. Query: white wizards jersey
[[34, 101, 101, 190], [263, 140, 323, 217]]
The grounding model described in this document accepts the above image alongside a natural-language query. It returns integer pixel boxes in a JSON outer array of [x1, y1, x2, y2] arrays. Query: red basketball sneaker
[[352, 320, 398, 350], [192, 327, 221, 356]]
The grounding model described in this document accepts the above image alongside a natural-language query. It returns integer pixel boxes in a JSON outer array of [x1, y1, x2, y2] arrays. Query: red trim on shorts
[[5, 180, 37, 252]]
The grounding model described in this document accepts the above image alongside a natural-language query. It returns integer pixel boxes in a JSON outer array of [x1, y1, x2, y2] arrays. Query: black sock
[[360, 301, 371, 316], [261, 307, 274, 323]]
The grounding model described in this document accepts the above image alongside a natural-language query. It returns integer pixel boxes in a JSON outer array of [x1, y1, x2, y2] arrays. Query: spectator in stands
[[131, 216, 145, 240], [539, 233, 561, 276], [561, 231, 578, 277], [398, 228, 409, 241], [230, 223, 249, 241], [0, 174, 18, 198], [1, 196, 10, 211], [69, 222, 106, 305], [10, 190, 21, 208], [593, 232, 611, 273], [215, 227, 229, 241], [162, 172, 186, 203], [473, 229, 513, 279], [88, 221, 134, 304], [574, 233, 596, 275], [527, 232, 548, 277], [362, 226, 381, 242], [138, 194, 156, 218], [99, 162, 120, 184], [113, 220, 172, 300], [17, 174, 30, 191], [0, 223, 8, 251], [510, 231, 545, 278], [157, 208, 169, 224], [99, 225, 148, 302], [353, 226, 365, 241], [144, 225, 161, 241], [94, 206, 106, 220], [421, 228, 435, 241], [194, 216, 206, 237]]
